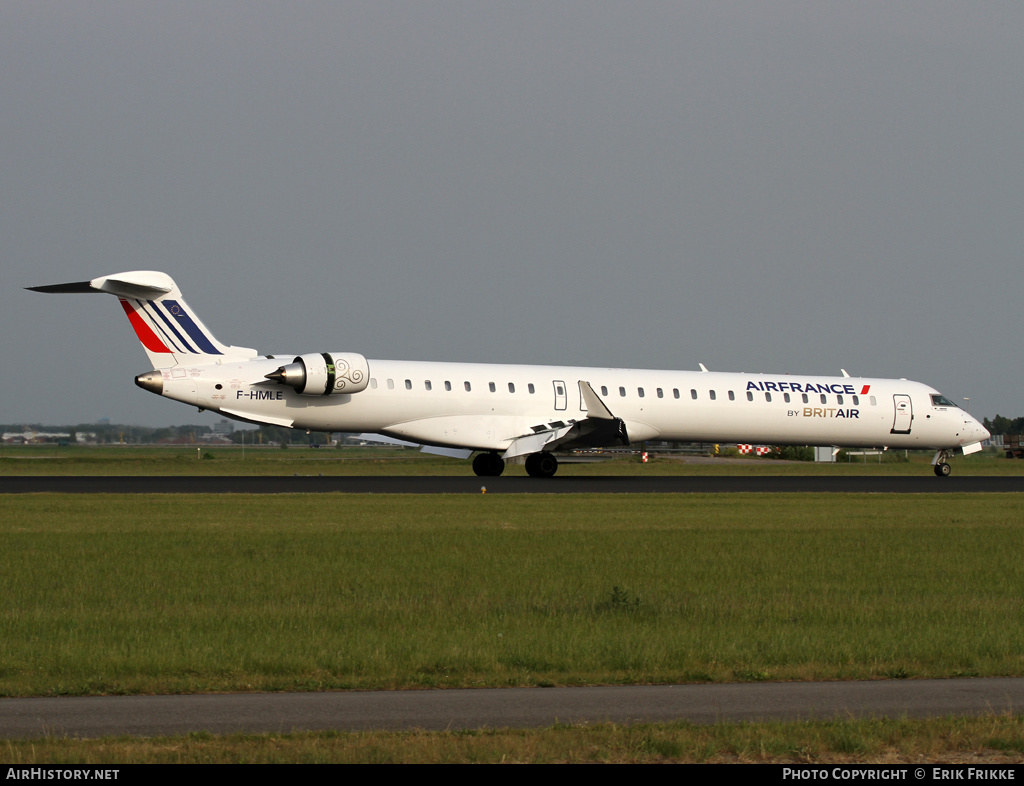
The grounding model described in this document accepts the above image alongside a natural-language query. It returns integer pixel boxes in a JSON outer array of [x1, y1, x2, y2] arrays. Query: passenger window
[[783, 393, 790, 403], [465, 381, 472, 392], [673, 389, 680, 399], [657, 388, 664, 398], [728, 391, 735, 401], [528, 383, 535, 394], [638, 388, 645, 398], [852, 395, 859, 405], [444, 381, 451, 391], [601, 386, 608, 396], [508, 383, 515, 393], [820, 394, 827, 404], [425, 380, 432, 391], [387, 379, 395, 390], [691, 389, 698, 400], [489, 382, 496, 393], [619, 387, 626, 397], [710, 390, 716, 401], [802, 394, 808, 404], [370, 378, 378, 390], [837, 394, 844, 405], [870, 396, 877, 406], [747, 392, 753, 401], [765, 392, 772, 402], [405, 379, 412, 390]]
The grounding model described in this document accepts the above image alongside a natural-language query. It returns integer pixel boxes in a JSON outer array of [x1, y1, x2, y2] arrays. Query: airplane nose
[[969, 418, 990, 442]]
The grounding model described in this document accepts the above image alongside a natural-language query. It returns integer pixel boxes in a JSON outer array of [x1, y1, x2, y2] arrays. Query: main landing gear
[[472, 452, 505, 477], [932, 450, 952, 477], [525, 452, 558, 478], [472, 451, 559, 478]]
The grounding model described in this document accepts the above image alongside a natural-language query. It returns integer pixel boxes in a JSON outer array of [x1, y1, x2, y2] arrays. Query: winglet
[[579, 381, 615, 420]]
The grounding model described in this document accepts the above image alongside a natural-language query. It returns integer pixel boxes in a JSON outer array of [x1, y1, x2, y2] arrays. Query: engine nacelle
[[265, 352, 370, 396]]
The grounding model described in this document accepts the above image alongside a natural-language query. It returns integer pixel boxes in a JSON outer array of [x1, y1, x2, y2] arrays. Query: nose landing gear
[[932, 450, 952, 477]]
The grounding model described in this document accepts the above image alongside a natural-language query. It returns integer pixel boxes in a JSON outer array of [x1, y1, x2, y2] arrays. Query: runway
[[2, 475, 1024, 494], [2, 678, 1024, 738]]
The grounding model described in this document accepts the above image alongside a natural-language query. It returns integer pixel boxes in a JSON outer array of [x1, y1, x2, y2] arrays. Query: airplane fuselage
[[157, 356, 986, 454], [31, 271, 989, 478]]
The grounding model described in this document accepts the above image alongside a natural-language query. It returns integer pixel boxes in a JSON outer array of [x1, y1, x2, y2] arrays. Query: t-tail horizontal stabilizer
[[27, 272, 174, 299], [28, 271, 257, 370]]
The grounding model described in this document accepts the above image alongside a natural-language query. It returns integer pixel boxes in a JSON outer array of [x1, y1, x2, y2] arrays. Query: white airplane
[[30, 270, 989, 477]]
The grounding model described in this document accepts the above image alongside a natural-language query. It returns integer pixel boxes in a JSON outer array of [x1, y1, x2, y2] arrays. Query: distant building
[[3, 430, 72, 444]]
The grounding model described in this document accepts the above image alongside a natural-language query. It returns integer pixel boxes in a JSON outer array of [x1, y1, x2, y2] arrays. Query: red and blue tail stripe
[[158, 299, 221, 355], [119, 299, 171, 353], [119, 298, 222, 357], [141, 299, 197, 354]]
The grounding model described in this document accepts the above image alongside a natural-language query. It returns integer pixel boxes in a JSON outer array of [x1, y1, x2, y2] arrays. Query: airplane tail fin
[[28, 271, 258, 370]]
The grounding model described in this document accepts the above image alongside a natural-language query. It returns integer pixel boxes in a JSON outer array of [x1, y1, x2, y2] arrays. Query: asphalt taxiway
[[2, 678, 1024, 738]]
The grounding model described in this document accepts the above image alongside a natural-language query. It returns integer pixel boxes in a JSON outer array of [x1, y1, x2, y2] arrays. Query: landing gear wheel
[[473, 452, 505, 477], [525, 452, 558, 478], [932, 448, 953, 477]]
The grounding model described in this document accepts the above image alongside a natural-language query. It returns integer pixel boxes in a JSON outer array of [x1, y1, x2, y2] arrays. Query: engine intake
[[265, 352, 369, 396]]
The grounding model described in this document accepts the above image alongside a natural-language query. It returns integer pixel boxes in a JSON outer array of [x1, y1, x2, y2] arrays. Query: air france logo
[[747, 381, 870, 395]]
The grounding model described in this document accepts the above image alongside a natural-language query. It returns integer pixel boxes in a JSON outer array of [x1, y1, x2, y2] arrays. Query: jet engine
[[265, 352, 370, 396]]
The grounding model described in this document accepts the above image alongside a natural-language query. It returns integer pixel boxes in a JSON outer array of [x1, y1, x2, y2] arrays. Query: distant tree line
[[983, 415, 1024, 436]]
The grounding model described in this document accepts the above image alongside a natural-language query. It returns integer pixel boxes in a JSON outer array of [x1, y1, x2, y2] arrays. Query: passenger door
[[891, 394, 913, 434], [553, 380, 567, 411]]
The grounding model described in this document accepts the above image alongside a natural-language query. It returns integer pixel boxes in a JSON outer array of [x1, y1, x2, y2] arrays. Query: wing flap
[[502, 426, 574, 459]]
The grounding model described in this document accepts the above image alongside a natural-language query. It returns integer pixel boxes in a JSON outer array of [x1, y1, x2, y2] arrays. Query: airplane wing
[[358, 433, 473, 459], [356, 382, 629, 460], [503, 381, 630, 459]]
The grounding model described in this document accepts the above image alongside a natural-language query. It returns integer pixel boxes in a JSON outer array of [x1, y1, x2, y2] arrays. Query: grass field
[[0, 443, 1017, 475], [4, 716, 1024, 763], [2, 492, 1023, 697], [4, 450, 1023, 762], [3, 480, 1024, 763]]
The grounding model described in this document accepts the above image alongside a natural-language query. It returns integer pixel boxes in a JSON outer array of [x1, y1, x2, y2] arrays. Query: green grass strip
[[4, 716, 1024, 763], [1, 493, 1023, 696]]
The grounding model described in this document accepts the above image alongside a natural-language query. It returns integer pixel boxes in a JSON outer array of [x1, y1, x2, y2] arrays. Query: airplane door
[[891, 394, 913, 434], [553, 380, 567, 411]]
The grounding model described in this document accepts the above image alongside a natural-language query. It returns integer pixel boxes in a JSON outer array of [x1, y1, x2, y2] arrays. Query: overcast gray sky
[[2, 1, 1021, 428]]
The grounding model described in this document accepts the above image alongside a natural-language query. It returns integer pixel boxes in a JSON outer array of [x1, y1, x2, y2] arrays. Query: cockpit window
[[931, 394, 958, 408]]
